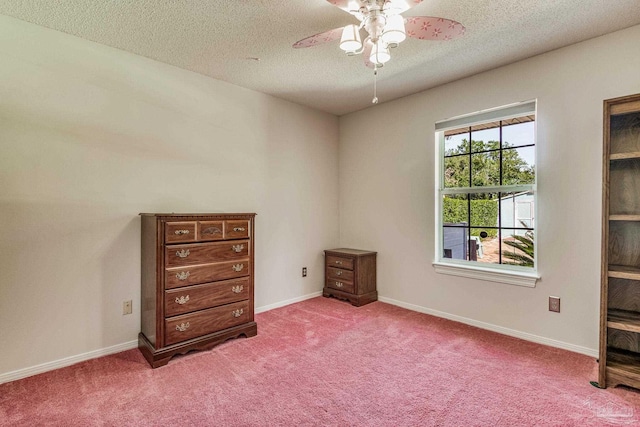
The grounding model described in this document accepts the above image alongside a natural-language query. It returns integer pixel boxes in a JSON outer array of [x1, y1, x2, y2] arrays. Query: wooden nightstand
[[323, 248, 377, 307]]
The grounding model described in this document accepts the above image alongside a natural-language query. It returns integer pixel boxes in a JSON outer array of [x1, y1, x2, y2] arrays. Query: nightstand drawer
[[327, 266, 354, 282], [165, 300, 250, 346], [326, 278, 354, 294], [165, 240, 249, 267], [326, 255, 353, 270], [165, 277, 250, 317], [165, 221, 197, 243], [165, 259, 250, 289]]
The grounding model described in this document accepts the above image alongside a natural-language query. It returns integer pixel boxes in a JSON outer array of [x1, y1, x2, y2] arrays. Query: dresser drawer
[[327, 266, 354, 282], [166, 240, 250, 268], [198, 221, 224, 241], [165, 300, 250, 346], [326, 255, 353, 270], [165, 259, 250, 289], [165, 277, 250, 317], [225, 220, 250, 239], [326, 278, 354, 294], [165, 221, 197, 243]]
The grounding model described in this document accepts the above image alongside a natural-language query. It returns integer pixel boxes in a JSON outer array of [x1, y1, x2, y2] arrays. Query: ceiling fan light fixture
[[339, 24, 363, 53], [370, 40, 390, 65], [292, 0, 466, 105], [381, 14, 406, 47]]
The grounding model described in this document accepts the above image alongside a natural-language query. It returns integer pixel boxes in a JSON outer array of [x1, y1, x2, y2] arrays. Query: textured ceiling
[[1, 1, 640, 116]]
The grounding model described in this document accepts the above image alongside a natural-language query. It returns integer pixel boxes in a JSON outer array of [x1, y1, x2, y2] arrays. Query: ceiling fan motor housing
[[364, 10, 387, 42]]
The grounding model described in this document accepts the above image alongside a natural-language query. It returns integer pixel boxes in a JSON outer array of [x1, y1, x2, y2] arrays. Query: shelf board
[[610, 215, 640, 221], [611, 100, 640, 116], [606, 348, 640, 388], [608, 265, 640, 280], [608, 309, 640, 333], [610, 152, 640, 160]]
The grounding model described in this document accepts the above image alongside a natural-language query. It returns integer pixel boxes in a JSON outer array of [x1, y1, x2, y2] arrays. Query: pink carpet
[[1, 297, 639, 426]]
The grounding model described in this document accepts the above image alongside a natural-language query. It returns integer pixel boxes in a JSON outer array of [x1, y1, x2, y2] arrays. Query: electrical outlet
[[549, 296, 560, 313], [123, 300, 133, 315], [302, 267, 307, 277]]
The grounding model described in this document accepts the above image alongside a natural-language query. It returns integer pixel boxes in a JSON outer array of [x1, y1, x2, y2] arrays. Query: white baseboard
[[0, 340, 139, 385], [378, 296, 599, 358], [255, 291, 323, 314], [6, 293, 590, 384], [1, 292, 323, 385]]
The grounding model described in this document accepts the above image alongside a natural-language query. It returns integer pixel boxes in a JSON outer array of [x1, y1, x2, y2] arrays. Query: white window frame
[[433, 100, 540, 287]]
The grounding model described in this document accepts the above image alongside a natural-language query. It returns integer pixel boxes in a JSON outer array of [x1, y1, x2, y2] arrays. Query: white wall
[[339, 24, 640, 355], [0, 15, 339, 377]]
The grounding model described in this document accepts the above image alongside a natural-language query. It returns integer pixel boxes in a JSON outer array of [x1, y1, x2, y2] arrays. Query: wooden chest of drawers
[[323, 248, 377, 307], [139, 213, 257, 367]]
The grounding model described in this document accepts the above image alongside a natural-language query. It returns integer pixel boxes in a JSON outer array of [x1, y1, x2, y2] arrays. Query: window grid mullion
[[444, 143, 535, 159], [441, 184, 535, 195], [467, 127, 472, 261], [498, 121, 503, 264]]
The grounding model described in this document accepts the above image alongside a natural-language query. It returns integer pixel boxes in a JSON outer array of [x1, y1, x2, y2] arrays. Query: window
[[433, 101, 539, 287]]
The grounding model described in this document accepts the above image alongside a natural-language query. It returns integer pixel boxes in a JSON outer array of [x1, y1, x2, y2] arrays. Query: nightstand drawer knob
[[232, 264, 244, 272], [176, 271, 190, 280], [232, 308, 244, 318], [174, 229, 190, 235], [231, 285, 244, 293], [175, 295, 190, 305], [175, 322, 190, 332], [232, 244, 244, 253], [176, 249, 190, 258], [335, 281, 343, 288], [233, 227, 246, 232]]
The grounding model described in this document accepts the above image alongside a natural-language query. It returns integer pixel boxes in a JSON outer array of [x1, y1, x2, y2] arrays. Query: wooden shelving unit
[[598, 93, 640, 390]]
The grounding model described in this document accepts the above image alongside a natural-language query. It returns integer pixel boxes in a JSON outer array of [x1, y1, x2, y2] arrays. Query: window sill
[[432, 261, 539, 287]]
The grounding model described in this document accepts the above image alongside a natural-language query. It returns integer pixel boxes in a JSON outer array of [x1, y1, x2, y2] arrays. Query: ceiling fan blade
[[384, 0, 424, 14], [293, 27, 344, 48], [325, 0, 353, 12], [404, 16, 466, 41], [327, 0, 424, 14]]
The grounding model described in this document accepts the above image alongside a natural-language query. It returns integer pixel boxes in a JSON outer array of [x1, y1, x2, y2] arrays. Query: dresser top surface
[[140, 213, 256, 218], [325, 248, 377, 256]]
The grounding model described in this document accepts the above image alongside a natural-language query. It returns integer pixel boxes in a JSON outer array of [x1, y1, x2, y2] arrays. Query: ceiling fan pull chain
[[372, 66, 379, 104]]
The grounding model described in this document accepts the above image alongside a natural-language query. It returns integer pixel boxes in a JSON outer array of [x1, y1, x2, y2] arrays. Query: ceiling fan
[[293, 0, 465, 103]]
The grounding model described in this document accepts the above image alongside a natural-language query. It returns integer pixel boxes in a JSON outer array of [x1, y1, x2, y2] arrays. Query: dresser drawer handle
[[335, 260, 343, 265], [231, 285, 244, 293], [174, 229, 190, 235], [176, 249, 190, 258], [232, 244, 244, 253], [335, 281, 343, 288], [175, 295, 190, 305], [232, 308, 244, 318], [175, 322, 190, 332], [336, 271, 342, 276], [233, 227, 246, 232], [232, 264, 244, 272], [176, 271, 190, 280], [202, 227, 221, 235]]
